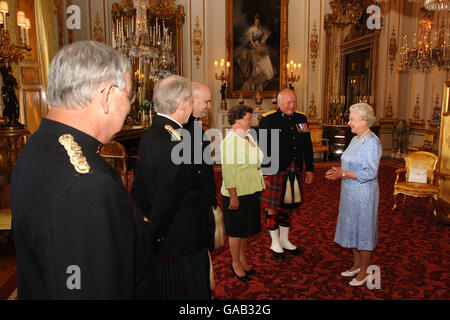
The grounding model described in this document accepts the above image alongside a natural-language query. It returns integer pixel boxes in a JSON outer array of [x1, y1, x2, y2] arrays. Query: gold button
[[143, 217, 149, 223]]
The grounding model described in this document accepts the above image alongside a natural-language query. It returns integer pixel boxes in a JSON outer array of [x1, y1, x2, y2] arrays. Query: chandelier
[[408, 0, 450, 11], [111, 0, 178, 80], [0, 1, 31, 67], [398, 8, 450, 72]]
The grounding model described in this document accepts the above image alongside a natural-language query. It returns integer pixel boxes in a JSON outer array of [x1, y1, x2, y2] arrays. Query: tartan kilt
[[260, 162, 298, 211]]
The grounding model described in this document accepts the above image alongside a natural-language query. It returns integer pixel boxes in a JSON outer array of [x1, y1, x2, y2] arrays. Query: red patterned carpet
[[210, 159, 449, 300], [1, 160, 448, 300]]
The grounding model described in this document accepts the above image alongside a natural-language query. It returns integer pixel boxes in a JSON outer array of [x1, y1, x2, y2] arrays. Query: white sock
[[279, 226, 297, 250], [269, 229, 284, 253]]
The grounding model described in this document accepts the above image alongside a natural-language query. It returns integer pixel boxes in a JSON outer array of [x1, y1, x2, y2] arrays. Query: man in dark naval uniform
[[258, 89, 314, 260], [187, 81, 218, 241], [10, 41, 154, 299], [131, 76, 214, 300]]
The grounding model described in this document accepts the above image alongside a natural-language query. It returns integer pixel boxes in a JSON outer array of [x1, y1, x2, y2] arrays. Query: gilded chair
[[408, 131, 435, 152], [310, 128, 329, 161], [99, 140, 131, 190], [392, 151, 439, 216]]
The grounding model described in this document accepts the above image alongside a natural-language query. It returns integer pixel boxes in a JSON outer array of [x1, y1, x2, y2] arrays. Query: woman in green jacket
[[221, 105, 266, 282]]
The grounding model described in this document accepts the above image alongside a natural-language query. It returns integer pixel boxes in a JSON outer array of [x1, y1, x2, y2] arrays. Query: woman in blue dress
[[325, 103, 382, 287]]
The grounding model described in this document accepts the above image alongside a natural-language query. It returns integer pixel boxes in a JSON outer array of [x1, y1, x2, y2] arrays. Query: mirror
[[324, 0, 380, 124], [111, 0, 185, 123]]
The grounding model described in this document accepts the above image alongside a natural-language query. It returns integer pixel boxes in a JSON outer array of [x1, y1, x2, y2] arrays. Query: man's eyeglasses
[[112, 84, 136, 104]]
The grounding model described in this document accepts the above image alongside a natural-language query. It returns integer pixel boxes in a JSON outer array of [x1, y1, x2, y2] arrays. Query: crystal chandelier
[[112, 0, 176, 80], [398, 8, 450, 71]]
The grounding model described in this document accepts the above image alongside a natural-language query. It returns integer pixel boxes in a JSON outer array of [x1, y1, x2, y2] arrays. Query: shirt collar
[[157, 113, 183, 128]]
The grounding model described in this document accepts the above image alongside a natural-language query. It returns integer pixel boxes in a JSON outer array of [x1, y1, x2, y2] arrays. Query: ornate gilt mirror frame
[[324, 0, 380, 123]]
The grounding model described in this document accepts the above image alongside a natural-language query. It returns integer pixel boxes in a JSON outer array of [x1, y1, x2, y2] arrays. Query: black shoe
[[231, 266, 250, 282], [283, 247, 303, 255], [270, 249, 285, 260], [244, 269, 256, 276]]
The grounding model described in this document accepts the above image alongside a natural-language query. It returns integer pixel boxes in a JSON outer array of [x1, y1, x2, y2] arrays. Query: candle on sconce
[[17, 11, 26, 44], [25, 18, 30, 46], [0, 1, 8, 31]]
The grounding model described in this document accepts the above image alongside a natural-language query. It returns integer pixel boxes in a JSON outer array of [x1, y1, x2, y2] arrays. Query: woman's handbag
[[212, 205, 225, 250], [280, 168, 303, 209]]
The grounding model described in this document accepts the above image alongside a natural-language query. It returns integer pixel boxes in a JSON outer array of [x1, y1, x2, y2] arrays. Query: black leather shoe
[[244, 269, 256, 276], [270, 249, 285, 260], [283, 247, 303, 255], [231, 266, 250, 282]]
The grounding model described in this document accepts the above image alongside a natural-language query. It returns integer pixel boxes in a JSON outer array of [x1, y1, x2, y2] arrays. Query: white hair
[[349, 103, 375, 127], [153, 75, 192, 115], [46, 40, 131, 110]]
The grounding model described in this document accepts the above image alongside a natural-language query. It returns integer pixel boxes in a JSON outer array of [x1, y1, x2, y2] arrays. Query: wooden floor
[[0, 232, 15, 289]]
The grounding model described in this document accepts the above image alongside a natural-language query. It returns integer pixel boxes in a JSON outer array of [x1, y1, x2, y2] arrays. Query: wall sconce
[[286, 60, 301, 90], [0, 2, 31, 66], [214, 58, 230, 110]]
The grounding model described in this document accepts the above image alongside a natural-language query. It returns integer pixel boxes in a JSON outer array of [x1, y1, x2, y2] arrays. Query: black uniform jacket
[[184, 115, 217, 251], [10, 118, 155, 299], [258, 108, 314, 175], [131, 115, 214, 256]]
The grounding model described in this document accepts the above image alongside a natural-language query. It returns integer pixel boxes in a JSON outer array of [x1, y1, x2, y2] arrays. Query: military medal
[[296, 123, 309, 132]]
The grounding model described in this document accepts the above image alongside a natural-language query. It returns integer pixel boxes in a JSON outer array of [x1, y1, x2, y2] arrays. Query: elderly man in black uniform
[[10, 41, 154, 299], [258, 89, 314, 260], [131, 76, 214, 300]]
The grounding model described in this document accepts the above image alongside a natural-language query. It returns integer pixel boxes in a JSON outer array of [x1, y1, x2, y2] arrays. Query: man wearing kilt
[[258, 89, 314, 260], [131, 76, 214, 299]]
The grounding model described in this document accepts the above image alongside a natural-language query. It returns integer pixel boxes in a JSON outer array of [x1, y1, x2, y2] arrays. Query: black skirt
[[222, 192, 262, 238]]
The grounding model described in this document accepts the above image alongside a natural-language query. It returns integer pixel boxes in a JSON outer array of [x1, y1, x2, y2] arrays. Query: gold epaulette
[[262, 110, 277, 117], [58, 134, 91, 174], [295, 111, 306, 116], [164, 125, 182, 141]]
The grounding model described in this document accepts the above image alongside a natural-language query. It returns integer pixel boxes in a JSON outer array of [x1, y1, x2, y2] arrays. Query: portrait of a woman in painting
[[232, 1, 280, 93]]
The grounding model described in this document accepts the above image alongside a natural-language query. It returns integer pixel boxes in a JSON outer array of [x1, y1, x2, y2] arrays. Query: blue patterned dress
[[334, 132, 382, 251]]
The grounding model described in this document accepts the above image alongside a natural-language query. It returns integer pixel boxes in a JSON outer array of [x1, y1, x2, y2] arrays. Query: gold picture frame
[[225, 0, 288, 99]]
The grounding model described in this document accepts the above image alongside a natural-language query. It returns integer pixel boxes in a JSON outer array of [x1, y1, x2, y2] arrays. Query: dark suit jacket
[[131, 115, 214, 256], [10, 118, 154, 299], [258, 108, 314, 175]]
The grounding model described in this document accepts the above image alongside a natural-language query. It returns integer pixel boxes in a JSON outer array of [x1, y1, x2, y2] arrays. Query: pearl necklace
[[356, 129, 371, 141]]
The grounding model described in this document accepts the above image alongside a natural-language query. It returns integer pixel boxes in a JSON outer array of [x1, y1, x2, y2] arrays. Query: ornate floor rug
[[1, 160, 448, 300], [210, 159, 449, 300]]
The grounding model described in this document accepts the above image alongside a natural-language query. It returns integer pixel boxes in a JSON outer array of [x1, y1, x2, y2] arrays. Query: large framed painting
[[226, 0, 288, 99]]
